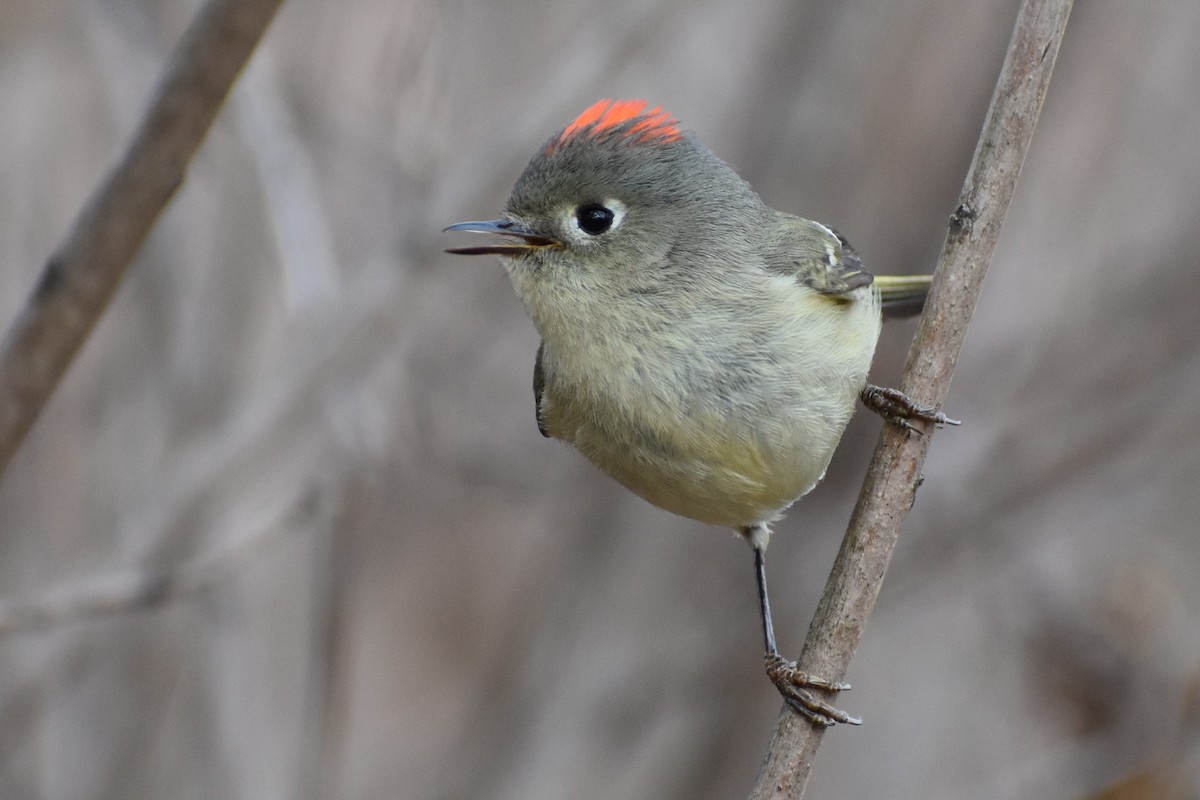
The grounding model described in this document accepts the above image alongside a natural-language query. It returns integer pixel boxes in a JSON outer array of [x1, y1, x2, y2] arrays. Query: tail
[[875, 275, 931, 320]]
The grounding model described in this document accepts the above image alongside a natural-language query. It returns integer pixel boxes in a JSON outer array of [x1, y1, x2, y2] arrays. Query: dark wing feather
[[533, 340, 549, 438], [765, 213, 874, 297]]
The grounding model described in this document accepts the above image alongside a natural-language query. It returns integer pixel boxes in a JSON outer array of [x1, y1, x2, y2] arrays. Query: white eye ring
[[568, 198, 627, 239]]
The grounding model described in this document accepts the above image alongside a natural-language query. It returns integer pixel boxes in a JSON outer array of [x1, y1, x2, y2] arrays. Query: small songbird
[[445, 99, 956, 726]]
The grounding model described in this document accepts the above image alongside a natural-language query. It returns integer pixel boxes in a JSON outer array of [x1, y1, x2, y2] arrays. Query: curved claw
[[765, 653, 863, 727], [860, 384, 961, 433]]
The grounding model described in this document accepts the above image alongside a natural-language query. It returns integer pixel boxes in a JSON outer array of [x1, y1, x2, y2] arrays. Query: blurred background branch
[[0, 0, 285, 476], [752, 0, 1074, 796], [0, 485, 315, 636]]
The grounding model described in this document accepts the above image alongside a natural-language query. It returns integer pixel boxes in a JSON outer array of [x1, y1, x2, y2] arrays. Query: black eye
[[575, 203, 615, 235]]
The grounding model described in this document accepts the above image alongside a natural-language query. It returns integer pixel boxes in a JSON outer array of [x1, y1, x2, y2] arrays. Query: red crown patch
[[550, 99, 682, 153]]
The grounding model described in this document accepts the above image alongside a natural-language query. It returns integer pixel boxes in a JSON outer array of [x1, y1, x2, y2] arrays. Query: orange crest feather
[[551, 99, 682, 152]]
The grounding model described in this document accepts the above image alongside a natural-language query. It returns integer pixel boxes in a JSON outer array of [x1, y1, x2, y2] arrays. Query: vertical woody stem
[[749, 0, 1075, 797]]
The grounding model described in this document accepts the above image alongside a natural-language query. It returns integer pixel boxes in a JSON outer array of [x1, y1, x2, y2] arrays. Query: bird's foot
[[765, 652, 862, 727], [860, 384, 961, 434]]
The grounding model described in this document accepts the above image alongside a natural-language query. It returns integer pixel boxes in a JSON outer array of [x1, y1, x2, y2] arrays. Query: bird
[[445, 98, 957, 726]]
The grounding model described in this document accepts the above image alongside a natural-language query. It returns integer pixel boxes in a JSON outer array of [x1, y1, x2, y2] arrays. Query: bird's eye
[[575, 204, 615, 235]]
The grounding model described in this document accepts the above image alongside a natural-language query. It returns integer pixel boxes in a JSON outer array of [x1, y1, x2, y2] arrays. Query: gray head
[[445, 100, 769, 288]]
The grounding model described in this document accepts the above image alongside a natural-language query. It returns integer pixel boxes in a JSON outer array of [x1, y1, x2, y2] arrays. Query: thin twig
[[0, 486, 315, 636], [749, 0, 1075, 797], [0, 0, 286, 478]]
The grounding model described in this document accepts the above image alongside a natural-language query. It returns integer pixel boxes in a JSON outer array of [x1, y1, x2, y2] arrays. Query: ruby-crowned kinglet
[[445, 99, 957, 726]]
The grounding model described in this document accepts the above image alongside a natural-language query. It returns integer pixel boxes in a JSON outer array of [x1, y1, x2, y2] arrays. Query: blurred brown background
[[2, 0, 1199, 798]]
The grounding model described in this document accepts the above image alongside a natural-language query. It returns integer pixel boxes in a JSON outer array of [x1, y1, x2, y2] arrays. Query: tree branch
[[0, 485, 314, 636], [749, 0, 1075, 796], [0, 0, 286, 478]]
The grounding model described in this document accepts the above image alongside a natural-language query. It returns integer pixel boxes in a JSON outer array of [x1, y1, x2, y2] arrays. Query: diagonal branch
[[0, 486, 313, 636], [0, 0, 287, 478], [749, 0, 1075, 797]]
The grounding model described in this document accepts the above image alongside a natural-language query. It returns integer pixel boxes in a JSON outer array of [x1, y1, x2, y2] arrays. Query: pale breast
[[538, 281, 881, 529]]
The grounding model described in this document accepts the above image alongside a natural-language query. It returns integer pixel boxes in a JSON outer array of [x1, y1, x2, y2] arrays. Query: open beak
[[443, 219, 559, 255]]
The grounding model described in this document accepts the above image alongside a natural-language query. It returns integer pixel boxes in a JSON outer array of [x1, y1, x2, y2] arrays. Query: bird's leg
[[860, 384, 961, 433], [750, 534, 862, 727]]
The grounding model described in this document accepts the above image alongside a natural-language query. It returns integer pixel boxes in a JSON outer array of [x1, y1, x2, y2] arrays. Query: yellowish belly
[[537, 282, 880, 529]]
